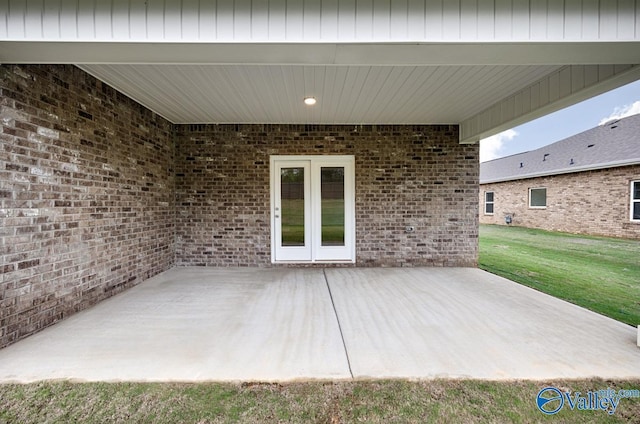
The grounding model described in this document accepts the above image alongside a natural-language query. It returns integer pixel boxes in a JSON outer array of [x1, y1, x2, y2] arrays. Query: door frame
[[272, 160, 312, 261], [270, 155, 356, 264]]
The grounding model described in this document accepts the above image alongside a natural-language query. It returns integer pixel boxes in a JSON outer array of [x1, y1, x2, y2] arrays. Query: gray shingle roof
[[480, 113, 640, 184]]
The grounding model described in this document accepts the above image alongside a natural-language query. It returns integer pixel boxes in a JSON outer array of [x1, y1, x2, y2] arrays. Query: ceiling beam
[[2, 41, 640, 66]]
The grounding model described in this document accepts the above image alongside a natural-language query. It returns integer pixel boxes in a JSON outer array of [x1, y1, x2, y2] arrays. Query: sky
[[479, 79, 640, 162]]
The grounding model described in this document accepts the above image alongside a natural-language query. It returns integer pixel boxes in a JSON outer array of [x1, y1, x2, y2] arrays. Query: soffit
[[79, 63, 562, 125], [3, 40, 640, 133]]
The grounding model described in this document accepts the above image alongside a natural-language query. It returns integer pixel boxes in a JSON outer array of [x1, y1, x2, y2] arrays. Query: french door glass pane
[[281, 168, 305, 246], [321, 167, 345, 246]]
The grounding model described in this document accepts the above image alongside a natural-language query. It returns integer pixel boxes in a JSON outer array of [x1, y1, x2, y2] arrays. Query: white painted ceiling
[[79, 63, 563, 125]]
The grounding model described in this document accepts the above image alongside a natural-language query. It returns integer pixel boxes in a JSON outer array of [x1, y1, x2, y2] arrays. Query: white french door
[[270, 156, 355, 263]]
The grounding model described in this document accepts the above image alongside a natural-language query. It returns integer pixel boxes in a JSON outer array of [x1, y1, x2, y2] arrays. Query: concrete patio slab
[[0, 268, 351, 382], [327, 267, 640, 380], [0, 267, 638, 383]]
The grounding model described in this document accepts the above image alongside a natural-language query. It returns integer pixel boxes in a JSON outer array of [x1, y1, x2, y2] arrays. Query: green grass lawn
[[2, 379, 639, 423], [479, 224, 640, 326]]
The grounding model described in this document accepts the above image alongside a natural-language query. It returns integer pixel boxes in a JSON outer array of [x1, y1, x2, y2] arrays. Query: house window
[[484, 191, 494, 215], [529, 187, 547, 208], [632, 181, 640, 222]]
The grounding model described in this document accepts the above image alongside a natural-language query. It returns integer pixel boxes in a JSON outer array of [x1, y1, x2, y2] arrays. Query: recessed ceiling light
[[304, 97, 317, 106]]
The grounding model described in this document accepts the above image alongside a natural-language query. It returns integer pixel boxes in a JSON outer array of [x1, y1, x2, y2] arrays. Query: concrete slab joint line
[[323, 268, 354, 379]]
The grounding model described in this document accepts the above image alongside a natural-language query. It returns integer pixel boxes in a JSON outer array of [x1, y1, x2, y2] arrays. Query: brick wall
[[0, 65, 175, 348], [175, 124, 479, 267], [479, 165, 640, 239], [0, 64, 480, 349]]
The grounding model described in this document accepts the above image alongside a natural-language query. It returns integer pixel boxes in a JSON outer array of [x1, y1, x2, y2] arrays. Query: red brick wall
[[479, 165, 640, 239], [0, 65, 175, 348], [175, 124, 479, 267]]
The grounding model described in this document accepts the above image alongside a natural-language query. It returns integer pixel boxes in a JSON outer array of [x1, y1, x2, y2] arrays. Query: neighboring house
[[480, 113, 640, 239], [1, 1, 640, 349]]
